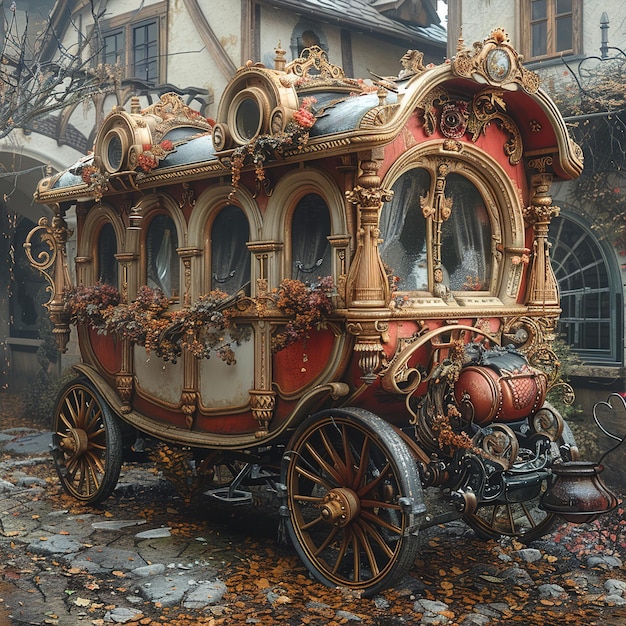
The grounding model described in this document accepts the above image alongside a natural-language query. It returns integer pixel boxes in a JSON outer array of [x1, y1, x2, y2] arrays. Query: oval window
[[211, 205, 250, 294], [235, 97, 261, 141], [146, 214, 179, 299]]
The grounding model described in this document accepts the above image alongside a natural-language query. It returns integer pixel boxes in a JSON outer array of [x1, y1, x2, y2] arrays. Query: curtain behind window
[[291, 194, 331, 283], [211, 205, 250, 294]]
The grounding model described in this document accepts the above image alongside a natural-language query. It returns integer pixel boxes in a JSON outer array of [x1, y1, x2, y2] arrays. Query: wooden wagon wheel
[[282, 408, 424, 596], [463, 419, 579, 542], [51, 378, 123, 504]]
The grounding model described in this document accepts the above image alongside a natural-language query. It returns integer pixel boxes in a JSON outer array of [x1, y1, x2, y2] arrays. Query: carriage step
[[204, 487, 253, 505]]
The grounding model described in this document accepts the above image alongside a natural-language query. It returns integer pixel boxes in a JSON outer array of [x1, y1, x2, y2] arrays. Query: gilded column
[[523, 173, 561, 314]]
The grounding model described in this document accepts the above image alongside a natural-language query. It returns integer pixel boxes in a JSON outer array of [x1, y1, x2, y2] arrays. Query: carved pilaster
[[344, 160, 392, 307], [523, 173, 561, 312], [115, 252, 138, 303], [177, 247, 202, 305]]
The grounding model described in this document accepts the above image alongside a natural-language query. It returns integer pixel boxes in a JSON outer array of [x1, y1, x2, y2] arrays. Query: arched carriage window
[[97, 222, 118, 285], [146, 214, 179, 299], [291, 194, 331, 282], [442, 173, 492, 291], [380, 166, 493, 294], [380, 168, 430, 291], [211, 205, 250, 294], [549, 213, 622, 365]]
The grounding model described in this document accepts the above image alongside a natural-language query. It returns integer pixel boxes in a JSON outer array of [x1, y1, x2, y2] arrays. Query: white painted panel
[[198, 336, 255, 408], [134, 346, 184, 405]]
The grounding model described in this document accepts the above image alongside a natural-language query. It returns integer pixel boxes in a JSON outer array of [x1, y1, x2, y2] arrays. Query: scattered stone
[[502, 566, 534, 587], [336, 609, 363, 621], [374, 595, 390, 609], [538, 583, 567, 599], [131, 563, 166, 577], [513, 548, 542, 563], [460, 614, 490, 626], [605, 595, 626, 606], [68, 546, 148, 571], [138, 575, 188, 606], [473, 603, 505, 618], [16, 476, 47, 488], [414, 599, 451, 624], [28, 534, 84, 555], [587, 555, 622, 569], [135, 526, 172, 540], [0, 479, 16, 492], [92, 519, 147, 530], [103, 606, 143, 623], [2, 432, 52, 455], [605, 579, 626, 597], [182, 579, 227, 609]]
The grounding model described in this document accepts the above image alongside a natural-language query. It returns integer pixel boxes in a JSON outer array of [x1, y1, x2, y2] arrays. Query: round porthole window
[[103, 130, 125, 172], [235, 97, 261, 141], [229, 87, 270, 144]]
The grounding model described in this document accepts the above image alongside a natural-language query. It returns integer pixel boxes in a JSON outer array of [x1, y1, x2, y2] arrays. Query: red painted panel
[[85, 326, 122, 373], [273, 327, 337, 394]]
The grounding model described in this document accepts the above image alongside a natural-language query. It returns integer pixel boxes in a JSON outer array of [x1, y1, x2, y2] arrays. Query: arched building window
[[549, 212, 622, 366]]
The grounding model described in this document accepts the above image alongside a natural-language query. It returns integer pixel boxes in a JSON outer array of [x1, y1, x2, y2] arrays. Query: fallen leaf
[[73, 597, 91, 607]]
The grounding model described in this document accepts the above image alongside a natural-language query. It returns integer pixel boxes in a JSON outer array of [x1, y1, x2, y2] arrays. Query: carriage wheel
[[51, 378, 123, 505], [282, 408, 424, 596], [463, 421, 578, 542]]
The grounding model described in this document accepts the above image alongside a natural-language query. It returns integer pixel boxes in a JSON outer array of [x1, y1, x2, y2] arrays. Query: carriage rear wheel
[[51, 378, 123, 504], [282, 408, 424, 596]]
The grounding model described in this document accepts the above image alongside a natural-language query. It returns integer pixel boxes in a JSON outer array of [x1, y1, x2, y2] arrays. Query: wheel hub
[[320, 487, 360, 527], [60, 428, 89, 457]]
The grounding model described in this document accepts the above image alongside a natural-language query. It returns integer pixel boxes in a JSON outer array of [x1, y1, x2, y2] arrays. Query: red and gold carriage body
[[27, 32, 615, 596]]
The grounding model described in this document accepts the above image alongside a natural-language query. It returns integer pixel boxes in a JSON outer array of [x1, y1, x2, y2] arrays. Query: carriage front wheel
[[51, 378, 123, 504], [282, 408, 425, 596]]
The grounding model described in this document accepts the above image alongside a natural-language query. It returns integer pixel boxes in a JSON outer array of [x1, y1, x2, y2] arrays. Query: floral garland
[[64, 284, 249, 365], [230, 97, 317, 197], [63, 277, 335, 362]]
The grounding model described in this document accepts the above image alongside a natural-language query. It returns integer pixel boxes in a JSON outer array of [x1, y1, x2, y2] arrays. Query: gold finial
[[274, 41, 286, 71], [457, 28, 464, 53]]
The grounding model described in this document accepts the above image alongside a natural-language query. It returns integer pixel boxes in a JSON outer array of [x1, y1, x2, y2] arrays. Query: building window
[[549, 213, 622, 365], [132, 20, 159, 82], [521, 0, 581, 61], [100, 3, 165, 83]]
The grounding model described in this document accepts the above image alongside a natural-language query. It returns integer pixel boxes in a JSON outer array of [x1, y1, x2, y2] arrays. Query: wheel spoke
[[304, 441, 343, 485], [519, 501, 538, 528], [352, 521, 384, 575], [357, 461, 391, 498], [319, 428, 348, 481], [360, 509, 403, 537], [351, 435, 371, 490], [294, 463, 334, 491], [313, 525, 340, 557]]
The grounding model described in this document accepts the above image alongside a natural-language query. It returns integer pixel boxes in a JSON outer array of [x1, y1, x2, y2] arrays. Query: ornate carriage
[[26, 30, 617, 596]]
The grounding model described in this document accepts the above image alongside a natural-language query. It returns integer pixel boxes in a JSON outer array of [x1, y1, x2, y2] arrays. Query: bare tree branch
[[0, 0, 108, 140]]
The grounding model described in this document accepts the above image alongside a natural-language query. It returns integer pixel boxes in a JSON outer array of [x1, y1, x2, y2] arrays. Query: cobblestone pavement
[[0, 426, 625, 625]]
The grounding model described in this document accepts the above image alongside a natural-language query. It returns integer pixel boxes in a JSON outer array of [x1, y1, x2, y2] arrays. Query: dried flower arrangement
[[137, 139, 175, 173], [271, 276, 335, 352]]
